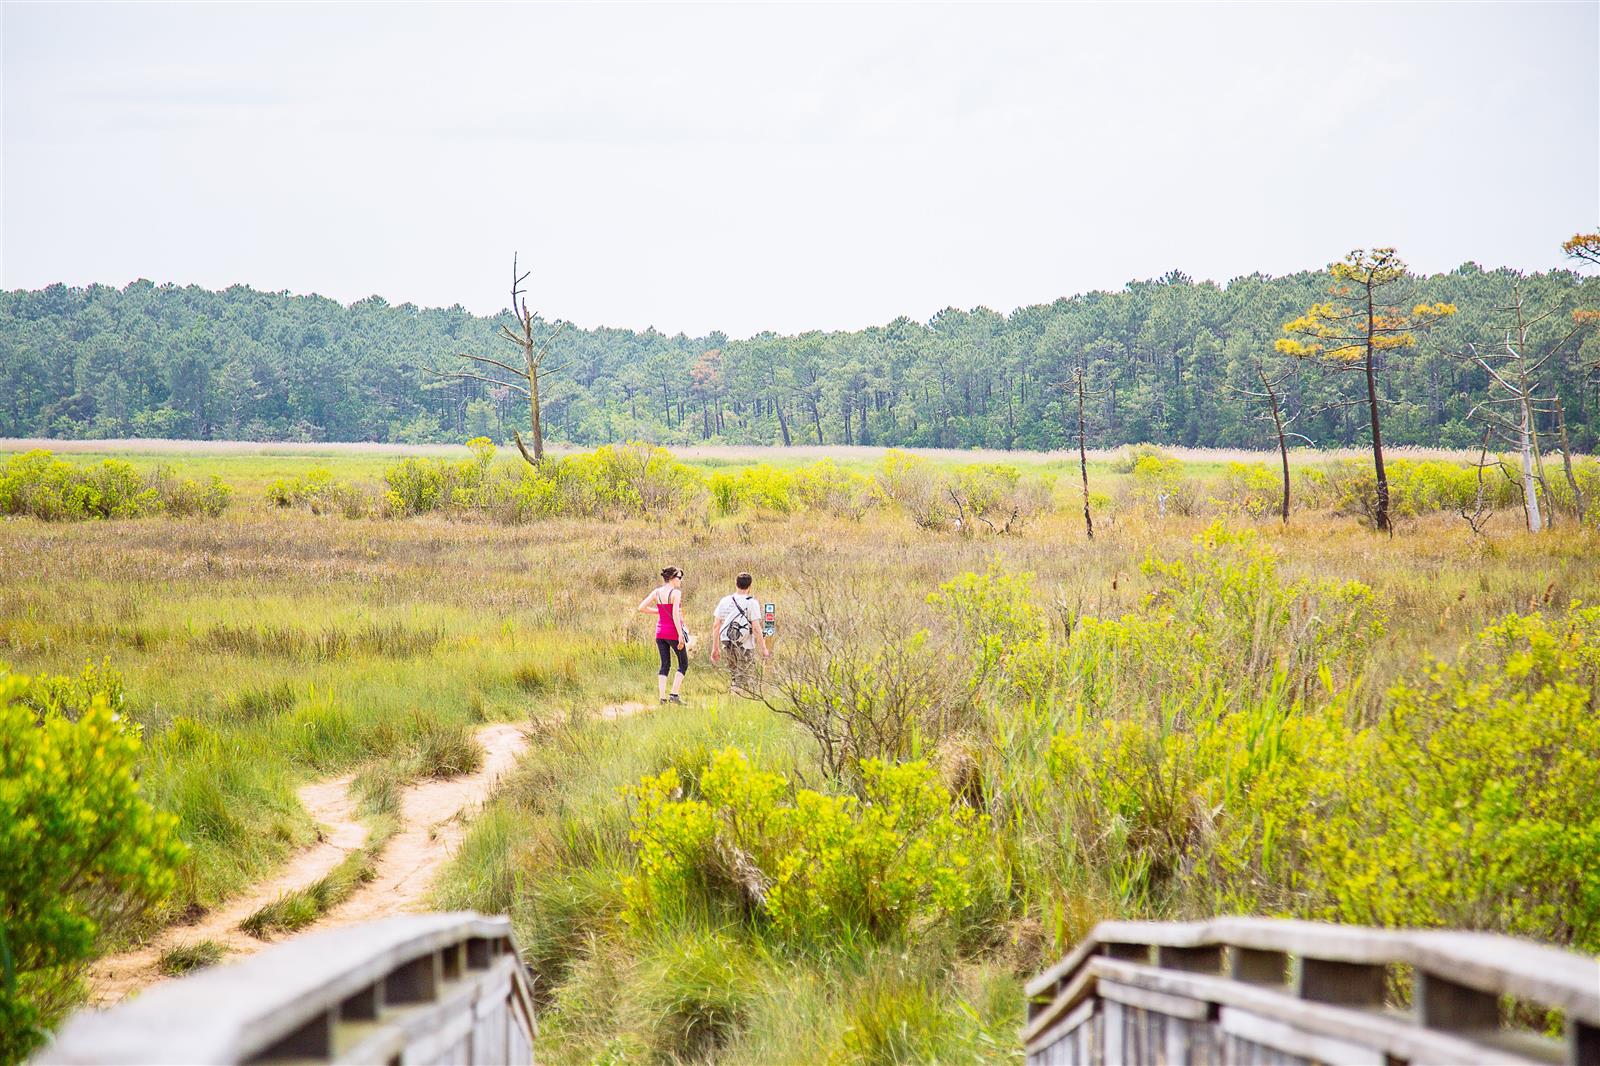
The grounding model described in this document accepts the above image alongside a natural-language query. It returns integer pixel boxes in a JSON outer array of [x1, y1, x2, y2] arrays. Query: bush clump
[[0, 450, 233, 521], [0, 666, 186, 1060], [266, 466, 373, 517], [624, 749, 988, 944]]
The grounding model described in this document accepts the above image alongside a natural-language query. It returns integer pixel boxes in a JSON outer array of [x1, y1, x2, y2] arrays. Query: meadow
[[3, 439, 1598, 1062]]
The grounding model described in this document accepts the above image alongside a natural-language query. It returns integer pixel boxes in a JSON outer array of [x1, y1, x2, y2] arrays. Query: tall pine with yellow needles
[[1276, 248, 1455, 533]]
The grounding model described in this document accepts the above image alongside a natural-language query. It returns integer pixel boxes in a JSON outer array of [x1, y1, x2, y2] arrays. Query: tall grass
[[3, 446, 1598, 1058]]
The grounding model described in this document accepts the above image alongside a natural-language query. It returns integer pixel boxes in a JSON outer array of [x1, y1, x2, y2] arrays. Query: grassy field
[[4, 440, 1598, 1062]]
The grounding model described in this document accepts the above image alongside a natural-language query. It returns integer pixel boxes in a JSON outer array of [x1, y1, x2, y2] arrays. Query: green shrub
[[948, 463, 1053, 533], [384, 456, 451, 516], [267, 466, 370, 517], [1109, 443, 1172, 474], [1127, 454, 1194, 517], [150, 466, 233, 517], [16, 658, 126, 723], [1298, 457, 1522, 521], [928, 563, 1051, 702], [1311, 606, 1600, 949], [873, 450, 949, 529], [1214, 461, 1281, 518], [708, 460, 877, 520], [0, 668, 185, 1060], [764, 583, 968, 789], [624, 749, 987, 944], [0, 450, 233, 521]]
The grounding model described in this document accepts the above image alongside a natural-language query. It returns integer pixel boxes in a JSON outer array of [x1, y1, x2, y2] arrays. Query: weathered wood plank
[[1088, 957, 1548, 1065], [38, 913, 533, 1066], [1027, 916, 1600, 1066], [1218, 1005, 1384, 1066]]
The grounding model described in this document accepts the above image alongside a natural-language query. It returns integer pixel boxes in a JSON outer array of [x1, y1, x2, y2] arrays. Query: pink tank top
[[655, 593, 679, 640]]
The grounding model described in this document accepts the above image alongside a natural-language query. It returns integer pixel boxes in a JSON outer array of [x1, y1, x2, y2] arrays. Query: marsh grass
[[4, 446, 1599, 1059], [156, 940, 228, 977]]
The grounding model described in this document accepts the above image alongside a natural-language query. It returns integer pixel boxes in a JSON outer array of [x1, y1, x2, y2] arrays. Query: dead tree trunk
[[1554, 397, 1588, 526], [1076, 368, 1093, 541], [1261, 368, 1292, 524], [435, 254, 566, 466], [1362, 288, 1391, 534]]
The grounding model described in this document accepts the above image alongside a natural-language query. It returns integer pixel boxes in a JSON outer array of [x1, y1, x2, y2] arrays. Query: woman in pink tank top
[[636, 565, 687, 704]]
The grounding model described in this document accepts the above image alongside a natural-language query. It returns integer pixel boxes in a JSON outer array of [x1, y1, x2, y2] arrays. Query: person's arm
[[709, 603, 723, 661], [636, 590, 658, 614], [671, 589, 685, 648]]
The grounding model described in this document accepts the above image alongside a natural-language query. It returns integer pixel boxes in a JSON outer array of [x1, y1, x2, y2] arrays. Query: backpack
[[723, 595, 755, 644]]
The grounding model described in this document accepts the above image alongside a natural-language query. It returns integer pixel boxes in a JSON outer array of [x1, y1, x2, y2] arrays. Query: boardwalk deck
[[38, 912, 534, 1065], [1025, 918, 1600, 1066]]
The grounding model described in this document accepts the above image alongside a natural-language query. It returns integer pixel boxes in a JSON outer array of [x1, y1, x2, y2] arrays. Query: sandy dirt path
[[89, 721, 529, 1006], [315, 722, 527, 926]]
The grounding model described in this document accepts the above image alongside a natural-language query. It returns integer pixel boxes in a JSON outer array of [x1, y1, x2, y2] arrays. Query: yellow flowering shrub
[[624, 749, 987, 943]]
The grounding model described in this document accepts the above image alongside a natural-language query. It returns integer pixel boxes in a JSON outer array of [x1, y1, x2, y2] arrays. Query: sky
[[3, 2, 1596, 338]]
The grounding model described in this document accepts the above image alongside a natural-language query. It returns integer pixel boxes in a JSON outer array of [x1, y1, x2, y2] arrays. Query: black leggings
[[657, 637, 688, 677]]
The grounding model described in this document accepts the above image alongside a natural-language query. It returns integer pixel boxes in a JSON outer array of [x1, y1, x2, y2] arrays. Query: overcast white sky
[[3, 2, 1596, 337]]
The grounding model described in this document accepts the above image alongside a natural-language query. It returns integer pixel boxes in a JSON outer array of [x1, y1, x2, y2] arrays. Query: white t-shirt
[[714, 593, 760, 649]]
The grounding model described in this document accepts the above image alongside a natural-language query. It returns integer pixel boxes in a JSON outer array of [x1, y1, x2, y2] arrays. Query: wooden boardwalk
[[39, 913, 535, 1065], [1025, 918, 1600, 1065], [37, 912, 1600, 1063]]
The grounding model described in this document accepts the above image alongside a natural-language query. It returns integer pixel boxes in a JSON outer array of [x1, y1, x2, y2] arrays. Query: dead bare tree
[[1552, 396, 1588, 527], [1223, 360, 1313, 523], [1073, 366, 1093, 540], [428, 254, 567, 465], [1459, 279, 1586, 532], [1458, 424, 1512, 535]]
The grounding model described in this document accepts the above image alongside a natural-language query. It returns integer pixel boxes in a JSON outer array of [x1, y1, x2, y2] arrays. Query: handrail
[[38, 912, 535, 1065], [1025, 917, 1600, 1065]]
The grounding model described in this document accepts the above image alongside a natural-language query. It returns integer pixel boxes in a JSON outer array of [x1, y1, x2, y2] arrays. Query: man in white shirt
[[710, 571, 771, 694]]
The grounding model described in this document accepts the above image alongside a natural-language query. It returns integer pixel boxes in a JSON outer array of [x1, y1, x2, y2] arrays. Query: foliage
[[266, 466, 371, 517], [1213, 461, 1280, 517], [624, 749, 988, 944], [1297, 457, 1529, 522], [871, 451, 1051, 533], [379, 436, 499, 516], [1126, 454, 1195, 517], [1309, 606, 1600, 946], [0, 449, 235, 521], [763, 578, 969, 791], [709, 459, 877, 520], [148, 466, 233, 517], [0, 667, 185, 1061], [5, 266, 1598, 452]]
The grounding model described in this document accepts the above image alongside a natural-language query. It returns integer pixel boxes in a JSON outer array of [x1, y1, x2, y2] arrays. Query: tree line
[[2, 258, 1596, 453]]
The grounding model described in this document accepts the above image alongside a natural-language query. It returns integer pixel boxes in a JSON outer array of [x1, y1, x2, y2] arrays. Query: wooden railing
[[38, 912, 535, 1065], [1024, 917, 1600, 1066]]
